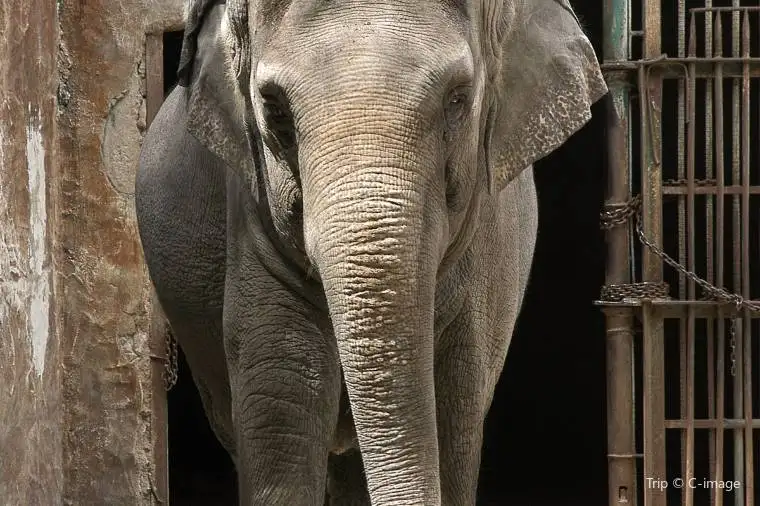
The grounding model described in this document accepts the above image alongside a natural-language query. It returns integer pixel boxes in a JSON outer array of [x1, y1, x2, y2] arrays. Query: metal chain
[[600, 195, 759, 377], [662, 178, 718, 187], [729, 320, 738, 377], [164, 328, 179, 390], [600, 195, 760, 312], [600, 195, 671, 301], [631, 207, 760, 312], [599, 281, 670, 302], [600, 195, 642, 230], [701, 293, 741, 377]]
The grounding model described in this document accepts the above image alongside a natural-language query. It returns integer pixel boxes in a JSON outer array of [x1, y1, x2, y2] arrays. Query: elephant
[[134, 0, 607, 504]]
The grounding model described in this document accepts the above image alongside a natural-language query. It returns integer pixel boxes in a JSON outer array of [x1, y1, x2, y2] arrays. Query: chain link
[[600, 195, 642, 230], [631, 206, 760, 312], [701, 293, 741, 377], [599, 196, 671, 302], [164, 328, 179, 390], [600, 281, 671, 302], [599, 195, 760, 313], [662, 178, 718, 187], [729, 320, 738, 377], [600, 195, 759, 377]]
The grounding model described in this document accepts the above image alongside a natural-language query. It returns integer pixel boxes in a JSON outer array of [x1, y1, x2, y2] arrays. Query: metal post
[[641, 0, 663, 283], [640, 2, 665, 506], [602, 1, 637, 505], [642, 302, 666, 506]]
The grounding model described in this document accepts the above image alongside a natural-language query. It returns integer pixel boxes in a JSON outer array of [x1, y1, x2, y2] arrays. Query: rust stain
[[56, 0, 182, 503]]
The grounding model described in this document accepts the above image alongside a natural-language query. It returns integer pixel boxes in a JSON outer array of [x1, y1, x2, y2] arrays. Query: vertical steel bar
[[604, 309, 638, 506], [603, 1, 637, 504], [703, 6, 717, 499], [730, 5, 744, 505], [713, 13, 726, 506], [678, 10, 689, 506], [713, 14, 726, 506], [685, 14, 697, 506], [642, 302, 666, 506], [740, 11, 753, 506], [677, 0, 686, 301], [641, 0, 663, 282], [641, 4, 663, 504], [145, 31, 170, 506]]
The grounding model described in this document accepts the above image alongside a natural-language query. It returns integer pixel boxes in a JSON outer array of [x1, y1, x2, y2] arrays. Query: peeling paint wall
[[1, 0, 183, 504], [26, 107, 51, 379], [56, 1, 183, 504], [0, 1, 62, 504]]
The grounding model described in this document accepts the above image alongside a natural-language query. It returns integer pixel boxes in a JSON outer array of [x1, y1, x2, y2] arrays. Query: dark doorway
[[160, 2, 611, 503], [162, 30, 239, 506], [477, 1, 609, 503]]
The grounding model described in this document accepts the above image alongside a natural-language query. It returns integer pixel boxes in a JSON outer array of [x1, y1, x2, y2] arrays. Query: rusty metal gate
[[600, 1, 760, 505]]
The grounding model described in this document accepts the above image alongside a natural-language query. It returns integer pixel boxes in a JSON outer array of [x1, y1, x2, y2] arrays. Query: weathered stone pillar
[[1, 1, 183, 504], [1, 1, 62, 503]]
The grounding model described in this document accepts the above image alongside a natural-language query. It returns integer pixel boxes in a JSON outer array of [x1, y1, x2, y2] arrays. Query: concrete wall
[[1, 0, 183, 504]]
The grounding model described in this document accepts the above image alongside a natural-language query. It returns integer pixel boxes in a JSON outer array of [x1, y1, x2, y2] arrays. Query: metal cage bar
[[601, 2, 760, 506], [738, 10, 754, 506], [603, 1, 638, 505]]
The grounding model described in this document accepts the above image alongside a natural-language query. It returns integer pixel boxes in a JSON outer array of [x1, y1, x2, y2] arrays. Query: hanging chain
[[634, 208, 759, 311], [662, 177, 718, 187], [729, 320, 738, 377], [164, 328, 179, 390], [600, 195, 643, 230], [600, 196, 759, 377], [601, 195, 760, 312], [600, 195, 671, 301]]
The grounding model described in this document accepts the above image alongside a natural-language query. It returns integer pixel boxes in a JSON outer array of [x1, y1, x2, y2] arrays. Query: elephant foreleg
[[224, 253, 342, 506], [434, 319, 493, 506]]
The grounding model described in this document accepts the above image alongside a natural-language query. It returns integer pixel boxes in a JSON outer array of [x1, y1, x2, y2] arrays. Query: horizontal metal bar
[[664, 419, 760, 429], [602, 57, 760, 67], [608, 453, 645, 459], [602, 59, 760, 79], [595, 301, 760, 318], [597, 301, 760, 308], [662, 185, 760, 196], [691, 6, 760, 13]]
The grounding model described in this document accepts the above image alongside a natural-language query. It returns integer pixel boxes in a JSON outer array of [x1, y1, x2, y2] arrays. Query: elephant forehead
[[253, 0, 469, 25], [255, 18, 473, 95], [255, 1, 470, 65]]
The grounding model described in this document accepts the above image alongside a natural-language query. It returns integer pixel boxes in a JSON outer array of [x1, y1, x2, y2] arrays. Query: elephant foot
[[326, 449, 370, 506]]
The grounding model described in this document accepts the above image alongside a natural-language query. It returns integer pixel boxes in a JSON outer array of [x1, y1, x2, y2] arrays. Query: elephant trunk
[[302, 125, 443, 504]]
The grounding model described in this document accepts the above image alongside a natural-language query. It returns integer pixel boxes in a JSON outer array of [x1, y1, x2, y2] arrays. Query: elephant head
[[178, 0, 606, 503]]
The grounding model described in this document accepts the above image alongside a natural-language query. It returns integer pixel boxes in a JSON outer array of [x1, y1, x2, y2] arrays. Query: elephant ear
[[483, 0, 607, 193], [180, 0, 256, 187], [176, 0, 216, 87]]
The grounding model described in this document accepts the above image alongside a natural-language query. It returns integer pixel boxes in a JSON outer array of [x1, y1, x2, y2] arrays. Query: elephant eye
[[260, 91, 297, 158], [444, 87, 470, 131]]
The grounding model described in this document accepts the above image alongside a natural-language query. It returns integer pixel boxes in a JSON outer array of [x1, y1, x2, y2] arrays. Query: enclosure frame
[[600, 1, 760, 506], [145, 30, 174, 505]]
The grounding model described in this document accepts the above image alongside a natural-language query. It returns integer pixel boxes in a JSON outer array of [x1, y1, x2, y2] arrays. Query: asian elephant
[[134, 0, 607, 505]]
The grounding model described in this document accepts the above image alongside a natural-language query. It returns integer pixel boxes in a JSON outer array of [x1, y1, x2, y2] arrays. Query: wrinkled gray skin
[[135, 0, 607, 504]]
